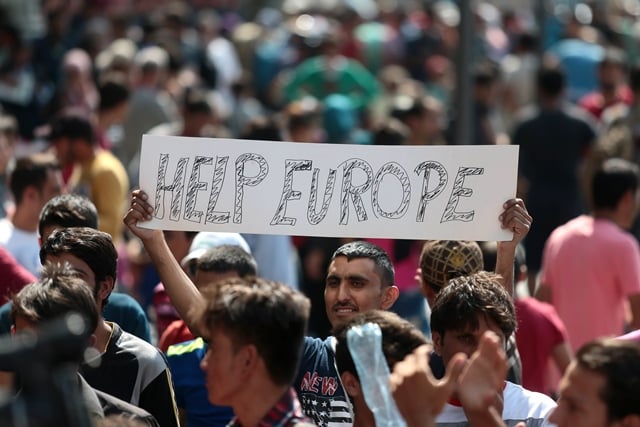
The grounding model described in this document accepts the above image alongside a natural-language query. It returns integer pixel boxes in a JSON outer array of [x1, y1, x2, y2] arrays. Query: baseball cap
[[180, 232, 251, 267], [419, 240, 484, 290]]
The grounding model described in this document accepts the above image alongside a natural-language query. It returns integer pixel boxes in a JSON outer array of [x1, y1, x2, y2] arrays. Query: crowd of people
[[1, 0, 640, 426]]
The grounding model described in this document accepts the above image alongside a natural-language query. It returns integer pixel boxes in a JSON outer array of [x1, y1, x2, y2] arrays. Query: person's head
[[598, 47, 626, 93], [418, 240, 484, 306], [430, 271, 516, 365], [473, 61, 499, 106], [536, 61, 566, 100], [180, 232, 251, 278], [196, 278, 310, 406], [592, 158, 640, 229], [11, 262, 99, 339], [390, 95, 443, 143], [8, 153, 62, 213], [181, 88, 216, 137], [334, 310, 427, 405], [48, 114, 95, 166], [194, 245, 258, 288], [39, 227, 117, 311], [285, 98, 322, 143], [325, 241, 399, 329], [38, 194, 98, 242], [97, 73, 130, 121], [550, 338, 640, 427]]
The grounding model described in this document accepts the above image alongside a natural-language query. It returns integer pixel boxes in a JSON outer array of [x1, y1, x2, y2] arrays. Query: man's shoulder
[[503, 381, 557, 418], [112, 324, 166, 366]]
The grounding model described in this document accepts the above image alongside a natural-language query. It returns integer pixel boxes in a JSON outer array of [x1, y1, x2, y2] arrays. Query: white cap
[[180, 232, 251, 266]]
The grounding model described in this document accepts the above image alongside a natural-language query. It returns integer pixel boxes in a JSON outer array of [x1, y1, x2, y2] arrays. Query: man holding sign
[[124, 192, 529, 426], [125, 137, 530, 426]]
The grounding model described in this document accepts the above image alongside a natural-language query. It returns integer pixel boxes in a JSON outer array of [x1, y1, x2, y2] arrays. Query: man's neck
[[94, 318, 113, 354], [11, 207, 37, 233], [233, 383, 290, 427], [351, 397, 375, 427]]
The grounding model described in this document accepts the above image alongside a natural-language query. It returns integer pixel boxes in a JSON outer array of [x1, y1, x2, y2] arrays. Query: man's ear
[[96, 277, 116, 309], [340, 371, 362, 398], [432, 331, 443, 356], [381, 285, 400, 310], [237, 344, 259, 376]]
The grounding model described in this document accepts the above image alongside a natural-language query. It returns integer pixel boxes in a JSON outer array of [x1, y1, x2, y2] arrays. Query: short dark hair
[[38, 194, 99, 238], [11, 262, 99, 336], [9, 153, 60, 204], [196, 277, 310, 386], [49, 115, 95, 145], [430, 271, 516, 340], [197, 245, 257, 278], [592, 158, 639, 210], [40, 227, 117, 307], [333, 310, 427, 382], [576, 338, 640, 422], [537, 63, 566, 98], [98, 75, 130, 112], [331, 241, 395, 287]]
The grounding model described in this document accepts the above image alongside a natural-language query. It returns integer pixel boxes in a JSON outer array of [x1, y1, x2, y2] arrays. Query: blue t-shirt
[[0, 292, 151, 343], [166, 338, 234, 427], [294, 336, 352, 427]]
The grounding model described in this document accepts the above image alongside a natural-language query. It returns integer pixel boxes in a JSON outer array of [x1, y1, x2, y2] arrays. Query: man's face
[[549, 361, 610, 427], [45, 253, 108, 312], [200, 328, 245, 406], [433, 315, 506, 365], [52, 138, 73, 166], [324, 256, 393, 328]]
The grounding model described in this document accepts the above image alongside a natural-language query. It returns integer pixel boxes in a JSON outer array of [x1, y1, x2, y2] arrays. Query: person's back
[[539, 158, 640, 352], [512, 63, 595, 293]]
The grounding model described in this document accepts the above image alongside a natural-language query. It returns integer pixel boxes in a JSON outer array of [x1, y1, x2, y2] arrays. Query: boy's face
[[432, 315, 505, 366], [549, 361, 610, 427]]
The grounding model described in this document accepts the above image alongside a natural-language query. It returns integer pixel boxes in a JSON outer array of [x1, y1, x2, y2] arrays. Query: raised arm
[[496, 198, 531, 296], [123, 189, 205, 336]]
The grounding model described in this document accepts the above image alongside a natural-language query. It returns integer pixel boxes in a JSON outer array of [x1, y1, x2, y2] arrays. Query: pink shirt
[[541, 215, 640, 352]]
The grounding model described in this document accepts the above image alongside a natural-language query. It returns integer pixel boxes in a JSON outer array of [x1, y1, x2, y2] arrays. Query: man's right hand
[[123, 189, 163, 243]]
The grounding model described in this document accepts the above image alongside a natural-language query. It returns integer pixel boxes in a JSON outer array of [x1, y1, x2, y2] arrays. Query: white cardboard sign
[[138, 135, 519, 241]]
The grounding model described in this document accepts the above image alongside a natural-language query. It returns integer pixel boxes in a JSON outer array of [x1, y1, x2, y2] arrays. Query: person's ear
[[237, 344, 259, 375], [10, 324, 15, 336], [432, 331, 444, 356], [381, 285, 399, 310], [340, 371, 362, 398], [96, 277, 116, 309]]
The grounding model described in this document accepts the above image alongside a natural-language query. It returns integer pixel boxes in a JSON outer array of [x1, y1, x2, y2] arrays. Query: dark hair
[[592, 158, 639, 210], [49, 115, 95, 145], [333, 310, 427, 382], [331, 241, 395, 287], [196, 277, 310, 386], [537, 63, 566, 97], [98, 75, 130, 112], [576, 338, 640, 421], [9, 153, 60, 204], [183, 88, 213, 116], [629, 64, 640, 93], [430, 271, 516, 340], [372, 118, 409, 146], [197, 245, 258, 278], [38, 194, 99, 238], [11, 262, 99, 336], [40, 227, 117, 307]]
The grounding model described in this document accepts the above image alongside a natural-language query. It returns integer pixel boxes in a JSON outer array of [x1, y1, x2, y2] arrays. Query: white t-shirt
[[436, 382, 556, 427], [0, 218, 40, 277]]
